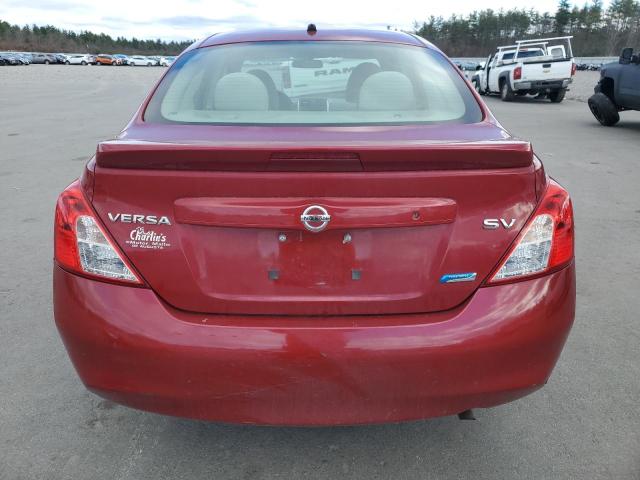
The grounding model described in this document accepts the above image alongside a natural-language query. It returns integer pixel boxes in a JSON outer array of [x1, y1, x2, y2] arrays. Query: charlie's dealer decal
[[126, 227, 171, 250]]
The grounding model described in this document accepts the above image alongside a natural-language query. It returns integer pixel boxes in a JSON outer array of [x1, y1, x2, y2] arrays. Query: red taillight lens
[[54, 181, 144, 285], [513, 66, 522, 80], [571, 62, 577, 76], [546, 183, 574, 267], [54, 187, 83, 271], [488, 179, 574, 284]]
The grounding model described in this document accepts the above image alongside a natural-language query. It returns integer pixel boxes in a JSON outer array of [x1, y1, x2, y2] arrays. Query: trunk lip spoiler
[[95, 140, 533, 171]]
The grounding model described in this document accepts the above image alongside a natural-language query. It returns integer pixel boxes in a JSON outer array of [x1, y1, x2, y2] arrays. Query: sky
[[0, 0, 569, 42]]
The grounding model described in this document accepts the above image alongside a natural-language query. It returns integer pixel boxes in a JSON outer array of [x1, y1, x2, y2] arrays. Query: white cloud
[[0, 0, 573, 41]]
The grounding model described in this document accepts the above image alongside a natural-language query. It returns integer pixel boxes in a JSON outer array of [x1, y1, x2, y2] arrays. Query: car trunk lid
[[90, 125, 538, 316]]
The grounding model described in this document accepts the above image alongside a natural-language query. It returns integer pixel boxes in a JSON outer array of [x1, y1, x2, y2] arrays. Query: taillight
[[571, 62, 577, 76], [513, 66, 522, 80], [488, 179, 574, 284], [54, 181, 143, 285]]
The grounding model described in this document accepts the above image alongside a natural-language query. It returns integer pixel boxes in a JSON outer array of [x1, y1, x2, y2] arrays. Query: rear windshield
[[145, 41, 482, 126], [502, 49, 545, 60]]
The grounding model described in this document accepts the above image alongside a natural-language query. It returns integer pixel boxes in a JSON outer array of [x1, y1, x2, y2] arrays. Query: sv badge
[[483, 218, 516, 230]]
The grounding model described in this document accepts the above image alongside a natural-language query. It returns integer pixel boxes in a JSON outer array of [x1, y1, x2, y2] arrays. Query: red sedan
[[54, 27, 575, 425]]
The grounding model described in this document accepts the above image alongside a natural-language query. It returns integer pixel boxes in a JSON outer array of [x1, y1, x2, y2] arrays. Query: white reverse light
[[492, 214, 553, 280], [76, 215, 137, 282]]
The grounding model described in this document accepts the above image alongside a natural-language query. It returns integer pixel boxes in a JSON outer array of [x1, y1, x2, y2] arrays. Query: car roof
[[198, 28, 430, 49]]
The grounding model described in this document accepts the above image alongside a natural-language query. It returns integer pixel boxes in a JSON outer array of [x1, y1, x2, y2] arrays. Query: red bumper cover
[[54, 264, 575, 425]]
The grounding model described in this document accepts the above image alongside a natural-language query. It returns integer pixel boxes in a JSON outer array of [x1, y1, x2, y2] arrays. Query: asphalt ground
[[1, 66, 639, 479]]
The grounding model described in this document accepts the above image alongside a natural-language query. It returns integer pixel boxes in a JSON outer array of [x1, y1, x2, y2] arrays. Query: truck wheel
[[549, 89, 566, 103], [588, 93, 620, 126], [500, 81, 514, 102]]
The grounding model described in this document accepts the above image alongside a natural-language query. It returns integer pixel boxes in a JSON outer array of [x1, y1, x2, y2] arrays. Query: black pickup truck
[[588, 47, 640, 126]]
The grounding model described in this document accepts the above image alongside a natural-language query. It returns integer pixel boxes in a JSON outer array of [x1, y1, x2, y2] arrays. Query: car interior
[[149, 41, 477, 124]]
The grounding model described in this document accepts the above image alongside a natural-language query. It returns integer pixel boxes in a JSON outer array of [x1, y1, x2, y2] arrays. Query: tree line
[[3, 1, 640, 57], [414, 0, 640, 57], [0, 20, 192, 55]]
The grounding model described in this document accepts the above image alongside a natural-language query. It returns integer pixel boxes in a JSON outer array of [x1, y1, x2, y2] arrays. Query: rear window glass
[[502, 49, 545, 60], [145, 41, 482, 126]]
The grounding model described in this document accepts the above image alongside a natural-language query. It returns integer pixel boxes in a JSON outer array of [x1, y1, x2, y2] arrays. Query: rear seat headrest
[[214, 72, 269, 111], [358, 71, 417, 111], [345, 62, 381, 103]]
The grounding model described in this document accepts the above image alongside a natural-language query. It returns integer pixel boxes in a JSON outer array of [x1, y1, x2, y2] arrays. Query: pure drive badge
[[440, 273, 477, 283]]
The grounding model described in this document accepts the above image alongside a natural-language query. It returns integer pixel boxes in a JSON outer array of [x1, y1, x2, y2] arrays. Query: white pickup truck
[[471, 36, 576, 102]]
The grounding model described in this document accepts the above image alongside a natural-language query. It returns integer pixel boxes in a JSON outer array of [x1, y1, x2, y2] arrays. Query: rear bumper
[[514, 79, 571, 91], [54, 264, 575, 425]]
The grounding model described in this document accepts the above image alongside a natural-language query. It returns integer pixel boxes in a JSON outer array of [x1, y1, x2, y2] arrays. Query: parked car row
[[454, 61, 480, 71], [111, 54, 174, 66], [84, 53, 176, 66], [0, 52, 34, 65], [0, 52, 175, 66], [576, 63, 602, 71]]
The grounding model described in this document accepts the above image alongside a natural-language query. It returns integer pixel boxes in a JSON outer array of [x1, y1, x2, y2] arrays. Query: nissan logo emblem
[[300, 205, 331, 232]]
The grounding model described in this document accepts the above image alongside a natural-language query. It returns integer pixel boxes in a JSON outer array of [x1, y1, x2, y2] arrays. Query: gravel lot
[[1, 65, 639, 480], [565, 70, 601, 101]]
